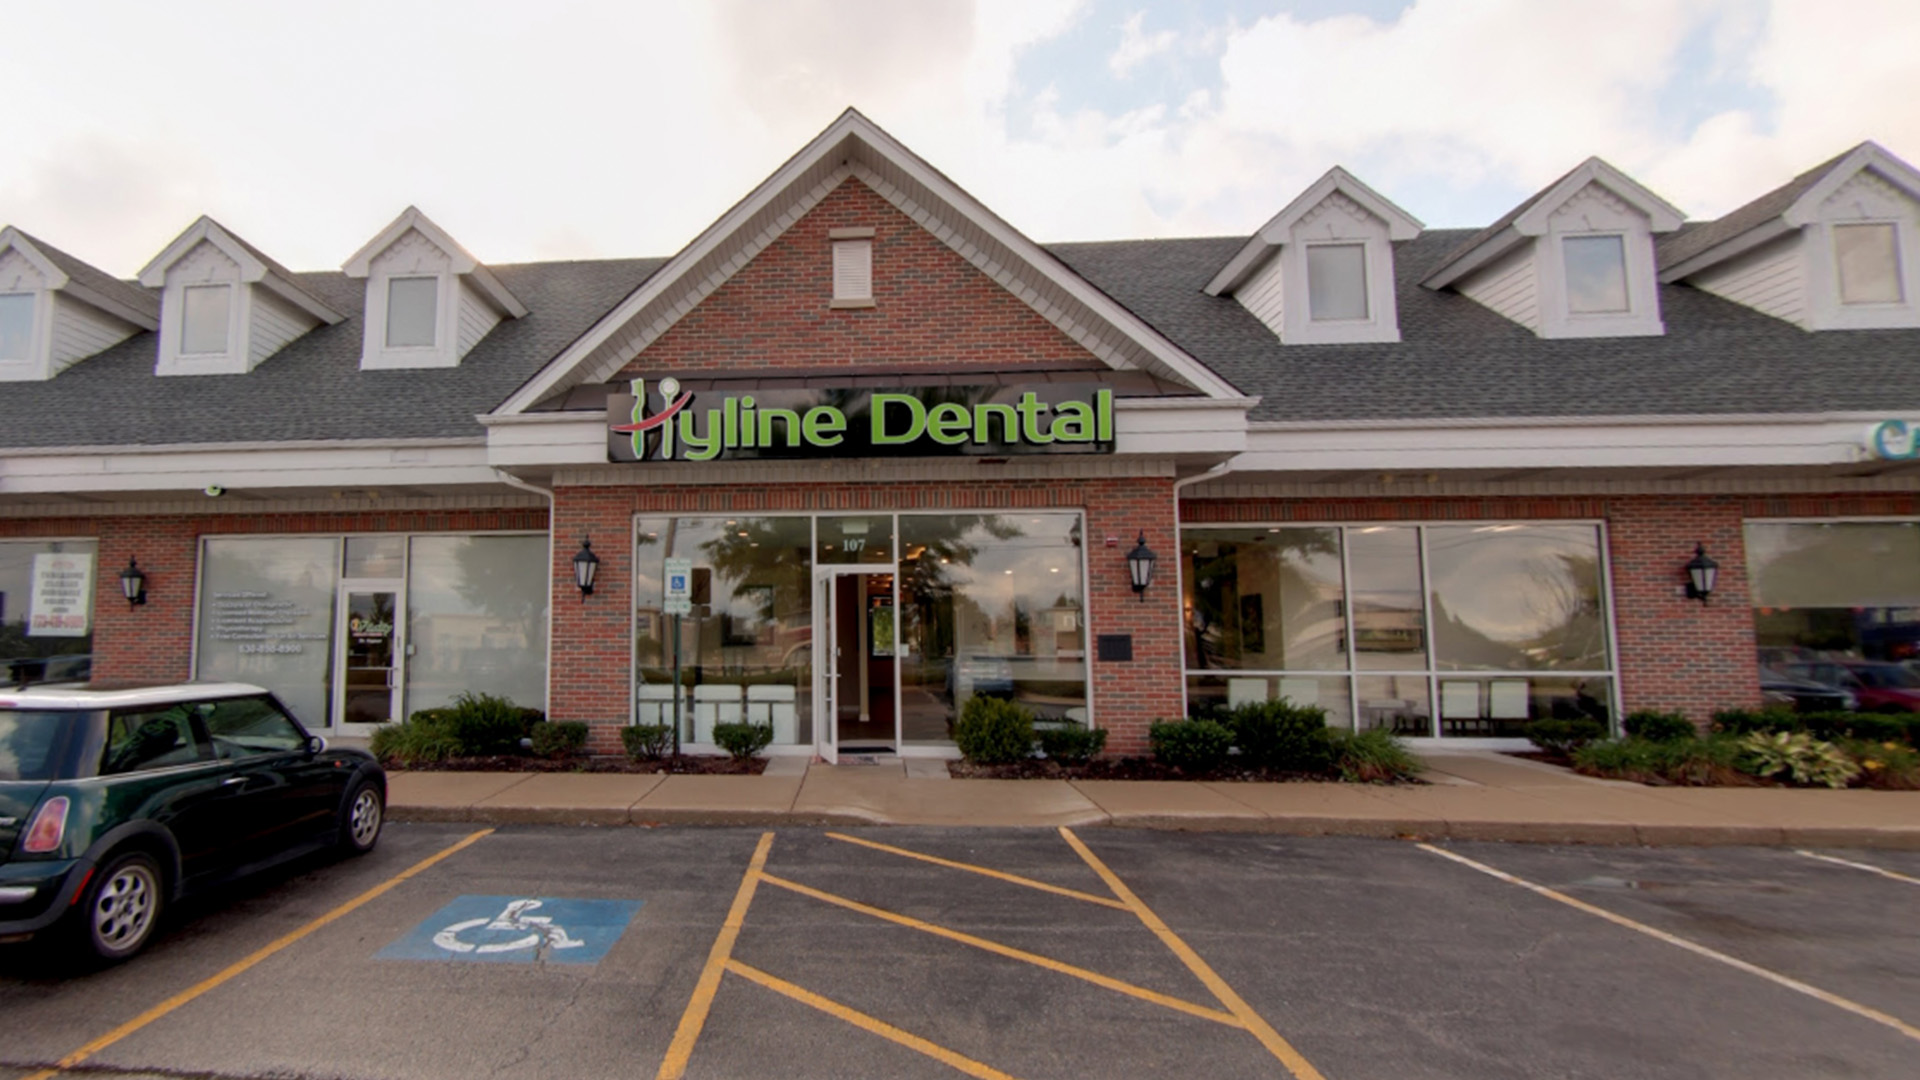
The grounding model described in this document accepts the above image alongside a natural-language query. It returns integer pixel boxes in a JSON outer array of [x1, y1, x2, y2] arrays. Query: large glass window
[[1182, 523, 1614, 738], [900, 513, 1086, 745], [0, 539, 98, 686], [1564, 235, 1629, 314], [0, 293, 34, 360], [1307, 244, 1368, 321], [196, 538, 340, 728], [405, 535, 549, 716], [1747, 522, 1920, 707], [1834, 223, 1903, 305]]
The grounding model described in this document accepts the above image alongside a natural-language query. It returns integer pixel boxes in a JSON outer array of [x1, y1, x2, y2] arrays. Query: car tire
[[79, 850, 165, 964], [340, 779, 383, 855]]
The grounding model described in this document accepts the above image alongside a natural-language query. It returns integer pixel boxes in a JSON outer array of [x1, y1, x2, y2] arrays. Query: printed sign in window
[[28, 552, 94, 637]]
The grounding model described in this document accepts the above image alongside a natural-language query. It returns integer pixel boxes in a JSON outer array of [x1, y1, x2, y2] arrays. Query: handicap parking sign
[[379, 896, 643, 965]]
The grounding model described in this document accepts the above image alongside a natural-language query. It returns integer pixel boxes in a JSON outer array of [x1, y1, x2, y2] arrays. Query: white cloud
[[1108, 12, 1177, 78]]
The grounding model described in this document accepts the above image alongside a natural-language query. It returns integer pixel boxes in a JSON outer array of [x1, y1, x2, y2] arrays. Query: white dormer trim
[[1425, 158, 1682, 340], [1206, 167, 1422, 295], [139, 218, 342, 376], [0, 228, 157, 382], [343, 207, 525, 370]]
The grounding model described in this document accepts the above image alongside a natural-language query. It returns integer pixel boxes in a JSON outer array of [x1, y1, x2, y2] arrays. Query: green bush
[[1844, 738, 1920, 789], [712, 722, 774, 761], [369, 712, 462, 766], [1225, 699, 1334, 772], [1575, 735, 1744, 786], [1622, 711, 1696, 743], [1737, 731, 1860, 788], [529, 721, 589, 758], [1036, 725, 1107, 765], [1524, 718, 1608, 756], [444, 691, 534, 755], [954, 696, 1036, 764], [622, 723, 673, 761], [1149, 719, 1233, 772], [1711, 708, 1799, 736], [1328, 728, 1421, 782]]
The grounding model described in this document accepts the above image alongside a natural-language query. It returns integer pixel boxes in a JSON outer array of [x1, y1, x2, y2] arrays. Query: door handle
[[221, 776, 247, 787]]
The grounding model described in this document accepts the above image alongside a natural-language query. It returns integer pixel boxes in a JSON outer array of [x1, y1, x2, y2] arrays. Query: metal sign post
[[663, 558, 693, 757]]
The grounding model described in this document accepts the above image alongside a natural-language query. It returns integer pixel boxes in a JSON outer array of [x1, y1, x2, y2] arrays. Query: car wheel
[[81, 851, 164, 963], [341, 779, 383, 855]]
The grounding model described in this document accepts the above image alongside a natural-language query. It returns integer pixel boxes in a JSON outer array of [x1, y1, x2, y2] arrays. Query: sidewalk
[[383, 751, 1920, 849]]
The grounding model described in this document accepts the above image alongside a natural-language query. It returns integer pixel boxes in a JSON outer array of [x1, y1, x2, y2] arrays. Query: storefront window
[[196, 538, 340, 728], [1748, 521, 1920, 705], [634, 516, 815, 746], [900, 513, 1087, 745], [405, 535, 549, 715], [0, 539, 99, 685], [1181, 523, 1615, 737]]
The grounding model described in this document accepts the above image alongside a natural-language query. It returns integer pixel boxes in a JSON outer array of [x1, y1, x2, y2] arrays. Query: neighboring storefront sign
[[27, 552, 93, 637], [607, 377, 1115, 462], [1867, 419, 1920, 460]]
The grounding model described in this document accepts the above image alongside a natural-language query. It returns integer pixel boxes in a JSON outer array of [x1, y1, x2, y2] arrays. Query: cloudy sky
[[6, 0, 1916, 276]]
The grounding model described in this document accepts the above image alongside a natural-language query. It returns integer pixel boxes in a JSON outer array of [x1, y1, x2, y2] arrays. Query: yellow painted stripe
[[759, 871, 1240, 1028], [24, 828, 494, 1080], [1796, 848, 1920, 887], [657, 831, 775, 1080], [1059, 827, 1329, 1080], [726, 960, 1021, 1080], [825, 831, 1130, 911], [1419, 843, 1920, 1044]]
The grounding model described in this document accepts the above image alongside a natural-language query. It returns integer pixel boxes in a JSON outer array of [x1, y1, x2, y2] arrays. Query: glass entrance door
[[334, 583, 403, 734], [813, 567, 897, 760]]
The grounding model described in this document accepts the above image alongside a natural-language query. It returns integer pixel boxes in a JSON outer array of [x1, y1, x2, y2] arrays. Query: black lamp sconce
[[1126, 531, 1157, 601], [1684, 542, 1719, 604], [573, 537, 601, 600], [119, 557, 148, 607]]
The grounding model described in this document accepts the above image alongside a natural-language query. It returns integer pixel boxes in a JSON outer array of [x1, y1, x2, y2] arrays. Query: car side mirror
[[306, 734, 328, 756]]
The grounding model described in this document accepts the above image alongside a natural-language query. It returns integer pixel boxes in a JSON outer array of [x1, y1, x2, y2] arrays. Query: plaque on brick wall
[[1096, 634, 1133, 662]]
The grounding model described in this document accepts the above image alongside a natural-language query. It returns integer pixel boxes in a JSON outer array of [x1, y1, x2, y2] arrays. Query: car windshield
[[0, 709, 90, 781], [1857, 666, 1920, 689]]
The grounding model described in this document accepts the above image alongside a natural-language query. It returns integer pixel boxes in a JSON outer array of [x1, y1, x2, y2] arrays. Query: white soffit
[[137, 216, 344, 325], [341, 205, 527, 318], [495, 109, 1242, 415], [1204, 166, 1423, 296]]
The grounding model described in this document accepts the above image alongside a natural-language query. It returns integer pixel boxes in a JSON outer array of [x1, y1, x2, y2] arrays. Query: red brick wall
[[548, 479, 1183, 756], [1, 509, 547, 686], [1183, 493, 1765, 723], [615, 178, 1106, 378]]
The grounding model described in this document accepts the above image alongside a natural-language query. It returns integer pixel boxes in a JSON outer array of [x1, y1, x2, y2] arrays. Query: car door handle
[[221, 776, 248, 787]]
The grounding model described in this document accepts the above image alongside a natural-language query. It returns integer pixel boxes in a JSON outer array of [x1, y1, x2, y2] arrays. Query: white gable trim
[[138, 217, 343, 325], [495, 110, 1241, 415], [1783, 142, 1920, 229], [1205, 166, 1422, 296], [342, 206, 526, 318], [0, 228, 157, 331]]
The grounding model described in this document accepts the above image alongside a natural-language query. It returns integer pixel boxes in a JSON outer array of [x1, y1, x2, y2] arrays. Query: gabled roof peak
[[1205, 166, 1423, 296], [342, 205, 526, 318], [0, 226, 158, 329], [137, 216, 343, 324]]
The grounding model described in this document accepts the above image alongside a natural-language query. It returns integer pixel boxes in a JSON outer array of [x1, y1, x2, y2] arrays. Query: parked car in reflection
[[5, 654, 91, 688], [947, 655, 1015, 700], [0, 681, 385, 965], [1774, 660, 1920, 712], [1758, 667, 1856, 713]]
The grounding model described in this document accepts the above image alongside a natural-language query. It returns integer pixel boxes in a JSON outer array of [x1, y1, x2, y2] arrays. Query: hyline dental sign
[[607, 378, 1116, 462]]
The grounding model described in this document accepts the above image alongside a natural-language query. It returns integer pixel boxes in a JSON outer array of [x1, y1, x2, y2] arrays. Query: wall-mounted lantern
[[118, 557, 148, 607], [1126, 531, 1157, 601], [573, 537, 601, 600], [1684, 542, 1719, 604]]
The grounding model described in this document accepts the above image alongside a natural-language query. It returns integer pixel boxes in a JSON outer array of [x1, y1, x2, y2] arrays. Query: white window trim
[[830, 236, 875, 309], [361, 269, 460, 369], [1537, 230, 1664, 339], [156, 280, 249, 376], [383, 275, 443, 349], [0, 290, 50, 380], [1280, 235, 1401, 344], [1824, 219, 1913, 318], [1303, 242, 1372, 324]]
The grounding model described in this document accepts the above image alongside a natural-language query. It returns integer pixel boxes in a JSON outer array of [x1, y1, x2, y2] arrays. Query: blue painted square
[[378, 895, 643, 965]]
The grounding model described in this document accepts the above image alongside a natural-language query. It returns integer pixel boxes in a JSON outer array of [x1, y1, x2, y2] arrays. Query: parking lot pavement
[[0, 826, 1915, 1080]]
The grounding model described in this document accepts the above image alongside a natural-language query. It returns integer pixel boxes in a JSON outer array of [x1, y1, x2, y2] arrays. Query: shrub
[[529, 721, 589, 758], [1225, 699, 1334, 773], [622, 723, 673, 761], [954, 696, 1036, 764], [1711, 708, 1798, 736], [1622, 711, 1696, 743], [712, 722, 774, 761], [1149, 719, 1233, 772], [1037, 725, 1107, 766], [1843, 738, 1920, 790], [369, 712, 462, 766], [1329, 728, 1421, 783], [1572, 736, 1744, 785], [1833, 713, 1909, 744], [1524, 718, 1608, 756], [1737, 731, 1860, 789], [443, 691, 534, 755]]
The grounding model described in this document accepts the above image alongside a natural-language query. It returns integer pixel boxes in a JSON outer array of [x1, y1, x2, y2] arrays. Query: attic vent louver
[[830, 227, 874, 307]]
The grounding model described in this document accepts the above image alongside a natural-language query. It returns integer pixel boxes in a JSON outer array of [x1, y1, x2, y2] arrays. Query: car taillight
[[21, 796, 69, 854]]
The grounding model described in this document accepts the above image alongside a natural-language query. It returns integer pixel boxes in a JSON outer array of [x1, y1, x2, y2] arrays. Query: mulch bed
[[947, 758, 1420, 784], [386, 754, 766, 775]]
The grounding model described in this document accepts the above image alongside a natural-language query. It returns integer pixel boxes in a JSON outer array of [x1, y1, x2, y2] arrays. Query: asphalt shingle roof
[[17, 230, 158, 320], [0, 257, 662, 448], [1656, 146, 1855, 271]]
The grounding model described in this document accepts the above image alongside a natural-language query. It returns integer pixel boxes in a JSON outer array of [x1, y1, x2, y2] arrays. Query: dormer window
[[343, 207, 525, 369], [0, 293, 32, 359], [1835, 222, 1904, 305], [181, 284, 232, 354], [385, 276, 439, 347], [1563, 235, 1629, 314], [1307, 243, 1368, 321]]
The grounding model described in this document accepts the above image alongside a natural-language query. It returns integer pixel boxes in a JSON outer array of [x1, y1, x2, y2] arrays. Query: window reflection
[[1426, 525, 1608, 671], [1347, 527, 1427, 670], [0, 539, 99, 686], [405, 535, 548, 716], [1184, 528, 1344, 671], [1749, 521, 1920, 683]]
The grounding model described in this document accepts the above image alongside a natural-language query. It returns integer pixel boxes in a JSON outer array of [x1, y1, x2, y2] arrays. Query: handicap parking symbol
[[378, 895, 643, 965]]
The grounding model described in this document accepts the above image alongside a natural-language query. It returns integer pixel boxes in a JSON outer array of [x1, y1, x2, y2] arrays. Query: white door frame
[[332, 578, 406, 736], [812, 565, 898, 761]]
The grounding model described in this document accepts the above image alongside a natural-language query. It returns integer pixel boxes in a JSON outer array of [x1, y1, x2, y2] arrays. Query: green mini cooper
[[0, 682, 386, 964]]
